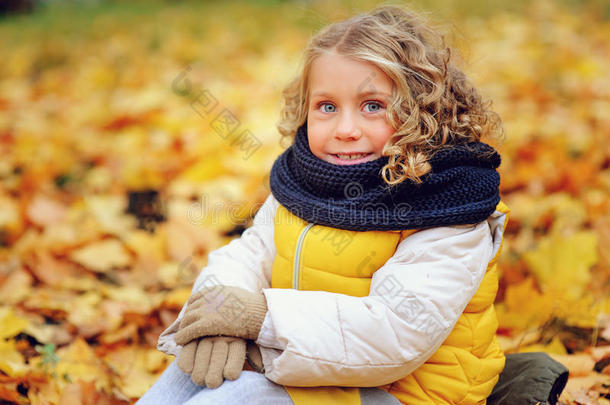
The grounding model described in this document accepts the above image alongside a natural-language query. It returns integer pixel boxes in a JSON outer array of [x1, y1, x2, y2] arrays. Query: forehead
[[309, 52, 393, 97]]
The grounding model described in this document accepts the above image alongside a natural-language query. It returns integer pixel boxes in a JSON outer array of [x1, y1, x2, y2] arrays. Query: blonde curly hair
[[277, 3, 504, 185]]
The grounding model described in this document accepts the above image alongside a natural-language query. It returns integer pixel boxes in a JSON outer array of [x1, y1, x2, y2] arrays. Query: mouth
[[331, 153, 374, 165]]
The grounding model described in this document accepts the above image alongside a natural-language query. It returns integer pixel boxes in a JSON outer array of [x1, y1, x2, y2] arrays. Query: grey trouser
[[136, 360, 401, 405]]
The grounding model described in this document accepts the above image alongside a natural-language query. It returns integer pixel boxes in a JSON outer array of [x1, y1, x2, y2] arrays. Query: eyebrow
[[311, 90, 391, 98]]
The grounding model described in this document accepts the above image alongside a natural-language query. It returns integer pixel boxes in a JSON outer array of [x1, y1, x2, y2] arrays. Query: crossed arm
[[159, 193, 495, 387]]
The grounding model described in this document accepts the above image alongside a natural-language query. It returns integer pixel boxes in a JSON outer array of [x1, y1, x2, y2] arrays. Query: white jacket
[[157, 193, 508, 386]]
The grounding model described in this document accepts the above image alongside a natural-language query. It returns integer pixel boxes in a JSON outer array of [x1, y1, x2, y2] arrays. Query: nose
[[334, 111, 361, 141]]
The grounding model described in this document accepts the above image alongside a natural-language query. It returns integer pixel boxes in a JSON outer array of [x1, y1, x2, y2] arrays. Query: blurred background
[[0, 0, 609, 403]]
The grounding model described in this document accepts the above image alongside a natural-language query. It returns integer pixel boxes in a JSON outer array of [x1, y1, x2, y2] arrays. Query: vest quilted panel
[[299, 267, 373, 297], [271, 254, 293, 290], [270, 202, 510, 404], [272, 204, 403, 292], [465, 263, 499, 313]]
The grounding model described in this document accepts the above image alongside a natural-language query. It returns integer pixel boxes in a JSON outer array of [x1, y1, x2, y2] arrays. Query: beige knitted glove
[[175, 286, 268, 346], [177, 336, 246, 388]]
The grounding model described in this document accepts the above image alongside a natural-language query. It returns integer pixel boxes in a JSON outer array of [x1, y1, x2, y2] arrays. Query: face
[[307, 52, 395, 166]]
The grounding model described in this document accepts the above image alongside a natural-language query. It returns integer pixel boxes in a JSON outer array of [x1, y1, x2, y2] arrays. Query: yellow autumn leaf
[[0, 339, 28, 377], [0, 306, 29, 340], [104, 346, 171, 398], [54, 337, 110, 392], [122, 228, 166, 263], [100, 285, 161, 314], [65, 291, 104, 337], [161, 286, 191, 308], [178, 156, 231, 183], [0, 194, 20, 234], [27, 377, 62, 405], [523, 230, 598, 300], [24, 321, 72, 348], [518, 335, 568, 355], [23, 287, 77, 313], [496, 277, 555, 332], [83, 195, 138, 238], [553, 293, 608, 329], [122, 160, 165, 191]]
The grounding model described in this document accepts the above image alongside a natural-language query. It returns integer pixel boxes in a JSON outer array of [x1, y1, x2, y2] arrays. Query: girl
[[138, 4, 567, 405]]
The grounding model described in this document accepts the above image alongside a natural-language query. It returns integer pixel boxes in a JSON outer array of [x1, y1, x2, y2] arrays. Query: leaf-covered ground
[[0, 0, 609, 403]]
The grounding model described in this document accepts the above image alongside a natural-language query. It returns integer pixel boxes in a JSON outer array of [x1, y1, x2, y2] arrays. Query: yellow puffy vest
[[270, 201, 510, 405]]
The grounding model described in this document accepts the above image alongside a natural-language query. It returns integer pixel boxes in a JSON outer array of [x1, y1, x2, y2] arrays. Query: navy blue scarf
[[269, 123, 501, 231]]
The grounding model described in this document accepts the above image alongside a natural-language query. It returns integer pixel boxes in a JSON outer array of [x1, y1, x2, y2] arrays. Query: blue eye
[[364, 101, 383, 113], [319, 103, 336, 113]]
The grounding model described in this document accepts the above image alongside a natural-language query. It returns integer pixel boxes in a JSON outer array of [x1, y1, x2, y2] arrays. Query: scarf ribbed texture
[[269, 123, 501, 231]]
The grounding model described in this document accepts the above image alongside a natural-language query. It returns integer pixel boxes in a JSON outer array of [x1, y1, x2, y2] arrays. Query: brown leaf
[[594, 354, 610, 374], [27, 195, 67, 227], [0, 382, 28, 404], [587, 345, 610, 362], [560, 373, 610, 404], [69, 239, 132, 273], [0, 267, 32, 305], [26, 252, 83, 288], [549, 353, 596, 377]]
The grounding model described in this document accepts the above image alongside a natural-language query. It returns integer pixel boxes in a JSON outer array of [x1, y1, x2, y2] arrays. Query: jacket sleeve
[[157, 193, 278, 357], [256, 219, 497, 387]]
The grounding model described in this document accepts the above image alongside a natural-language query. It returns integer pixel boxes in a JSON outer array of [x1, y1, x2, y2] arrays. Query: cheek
[[307, 126, 327, 158], [373, 129, 395, 153]]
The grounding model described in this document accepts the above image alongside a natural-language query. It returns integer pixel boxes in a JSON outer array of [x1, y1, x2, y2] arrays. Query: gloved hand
[[175, 286, 268, 346], [177, 336, 246, 388]]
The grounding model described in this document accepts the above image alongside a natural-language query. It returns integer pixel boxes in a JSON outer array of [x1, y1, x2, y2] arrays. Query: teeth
[[336, 153, 368, 160]]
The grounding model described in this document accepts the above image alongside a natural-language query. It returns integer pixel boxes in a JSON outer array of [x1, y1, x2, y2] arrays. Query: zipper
[[293, 222, 314, 289]]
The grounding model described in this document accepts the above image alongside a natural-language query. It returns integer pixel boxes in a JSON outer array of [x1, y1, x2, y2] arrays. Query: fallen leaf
[[104, 346, 170, 399], [0, 266, 33, 305], [27, 195, 67, 227], [69, 239, 132, 273], [0, 339, 28, 377], [549, 353, 596, 377], [523, 230, 598, 301], [53, 338, 111, 392], [0, 306, 29, 339], [496, 277, 555, 332], [518, 335, 568, 355]]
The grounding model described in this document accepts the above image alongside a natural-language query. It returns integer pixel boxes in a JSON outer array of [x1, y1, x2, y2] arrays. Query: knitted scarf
[[269, 123, 501, 231]]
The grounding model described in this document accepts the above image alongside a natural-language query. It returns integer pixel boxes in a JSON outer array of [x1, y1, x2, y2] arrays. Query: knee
[[184, 371, 290, 405]]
